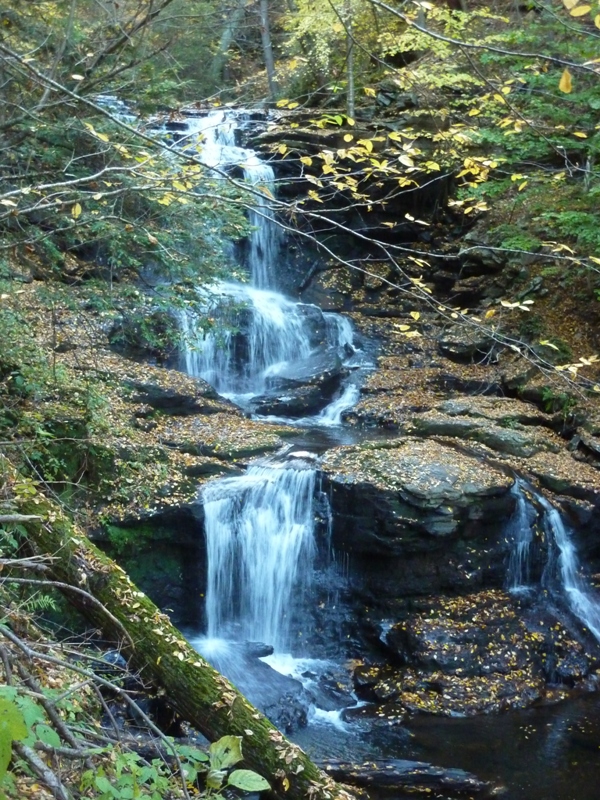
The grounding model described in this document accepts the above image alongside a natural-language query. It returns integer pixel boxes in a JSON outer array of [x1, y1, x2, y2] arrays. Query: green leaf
[[0, 698, 28, 741], [206, 768, 227, 790], [209, 735, 243, 770], [0, 698, 28, 785], [228, 769, 271, 792], [34, 723, 61, 748]]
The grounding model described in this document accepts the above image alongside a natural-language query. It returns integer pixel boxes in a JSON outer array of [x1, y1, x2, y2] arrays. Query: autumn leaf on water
[[558, 68, 572, 93]]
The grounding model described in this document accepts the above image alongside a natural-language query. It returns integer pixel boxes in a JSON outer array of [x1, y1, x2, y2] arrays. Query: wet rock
[[127, 378, 231, 416], [250, 351, 349, 417], [321, 437, 514, 554], [438, 324, 496, 362], [321, 757, 494, 797]]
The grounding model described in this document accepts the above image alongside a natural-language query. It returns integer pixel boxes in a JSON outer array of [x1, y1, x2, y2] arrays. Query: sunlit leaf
[[570, 4, 591, 15], [573, 131, 588, 138], [228, 770, 270, 792], [71, 203, 82, 219], [210, 736, 243, 770], [539, 340, 560, 351], [558, 68, 572, 93]]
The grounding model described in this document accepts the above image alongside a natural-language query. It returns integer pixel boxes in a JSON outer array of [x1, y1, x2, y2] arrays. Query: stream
[[167, 109, 600, 800]]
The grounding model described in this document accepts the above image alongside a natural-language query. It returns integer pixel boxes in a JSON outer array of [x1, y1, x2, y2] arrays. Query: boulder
[[321, 438, 514, 550]]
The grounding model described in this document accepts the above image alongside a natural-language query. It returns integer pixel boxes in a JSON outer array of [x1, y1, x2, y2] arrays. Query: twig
[[0, 514, 43, 523], [0, 577, 135, 650], [0, 641, 12, 684], [16, 661, 93, 767], [0, 626, 192, 800], [13, 742, 72, 800]]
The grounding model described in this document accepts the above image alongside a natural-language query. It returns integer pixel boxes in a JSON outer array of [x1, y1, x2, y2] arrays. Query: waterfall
[[539, 495, 600, 642], [175, 108, 366, 424], [202, 459, 317, 652], [506, 480, 600, 642], [181, 282, 316, 397], [176, 111, 280, 288], [505, 478, 535, 592]]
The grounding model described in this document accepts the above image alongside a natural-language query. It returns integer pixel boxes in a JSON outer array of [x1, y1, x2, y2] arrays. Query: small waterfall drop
[[506, 478, 535, 592], [506, 480, 600, 642], [539, 495, 600, 642], [181, 282, 315, 397], [202, 459, 317, 652]]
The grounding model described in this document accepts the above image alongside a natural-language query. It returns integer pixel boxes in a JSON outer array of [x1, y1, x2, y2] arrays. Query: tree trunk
[[2, 458, 357, 800], [259, 0, 277, 99], [209, 0, 248, 90], [345, 0, 355, 119]]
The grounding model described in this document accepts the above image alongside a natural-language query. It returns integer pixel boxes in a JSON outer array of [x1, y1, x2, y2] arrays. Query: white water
[[506, 481, 600, 642], [202, 459, 317, 651], [181, 281, 315, 397], [176, 108, 364, 424], [506, 478, 535, 592], [539, 495, 600, 642], [176, 112, 280, 289]]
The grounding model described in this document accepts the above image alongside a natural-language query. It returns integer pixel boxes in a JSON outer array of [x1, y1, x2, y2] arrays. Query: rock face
[[320, 438, 514, 595]]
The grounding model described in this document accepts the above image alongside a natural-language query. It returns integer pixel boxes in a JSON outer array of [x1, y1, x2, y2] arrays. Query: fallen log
[[1, 457, 357, 800], [320, 759, 494, 797]]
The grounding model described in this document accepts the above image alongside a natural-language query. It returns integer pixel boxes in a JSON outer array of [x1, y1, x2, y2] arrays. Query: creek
[[163, 109, 600, 800]]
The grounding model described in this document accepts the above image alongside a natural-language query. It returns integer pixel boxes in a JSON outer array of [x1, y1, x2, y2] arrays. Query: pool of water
[[292, 692, 600, 800]]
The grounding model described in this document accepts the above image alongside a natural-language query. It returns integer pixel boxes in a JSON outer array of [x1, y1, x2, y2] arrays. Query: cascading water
[[181, 282, 316, 397], [176, 108, 367, 422], [539, 494, 600, 642], [506, 480, 600, 642], [201, 459, 317, 651], [505, 478, 535, 592]]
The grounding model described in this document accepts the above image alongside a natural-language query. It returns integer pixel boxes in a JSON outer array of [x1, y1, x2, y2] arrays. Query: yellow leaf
[[570, 3, 591, 14], [71, 202, 82, 219], [403, 329, 422, 338], [276, 99, 289, 107], [558, 69, 572, 93], [468, 108, 481, 116], [282, 777, 290, 792], [92, 193, 103, 200], [0, 198, 17, 207], [346, 117, 356, 126], [485, 309, 496, 319], [364, 87, 376, 97], [287, 102, 299, 109], [539, 340, 560, 351], [573, 131, 588, 138], [300, 156, 313, 166], [595, 13, 600, 27], [71, 73, 84, 81], [344, 134, 354, 142], [410, 311, 421, 321], [394, 324, 412, 331], [278, 144, 288, 155], [562, 0, 579, 7], [398, 154, 414, 167], [518, 181, 528, 191], [147, 233, 159, 245], [592, 385, 600, 392]]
